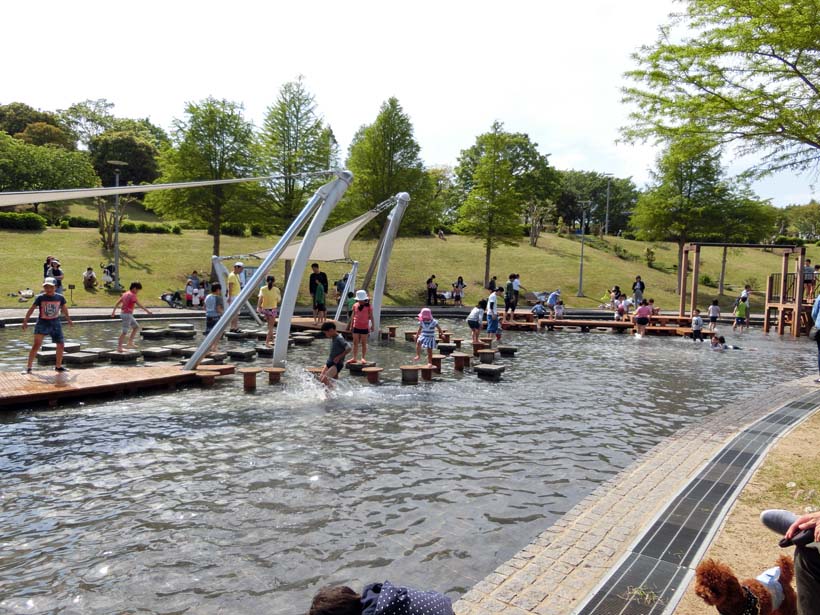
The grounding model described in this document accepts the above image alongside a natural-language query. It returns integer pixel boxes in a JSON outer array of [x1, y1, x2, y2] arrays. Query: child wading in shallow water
[[414, 307, 443, 367], [348, 290, 373, 363], [466, 299, 487, 344]]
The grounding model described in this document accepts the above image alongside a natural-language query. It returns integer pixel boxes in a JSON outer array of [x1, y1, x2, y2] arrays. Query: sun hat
[[418, 307, 433, 321], [51, 260, 60, 266], [355, 289, 368, 301], [43, 277, 57, 287], [234, 261, 244, 268]]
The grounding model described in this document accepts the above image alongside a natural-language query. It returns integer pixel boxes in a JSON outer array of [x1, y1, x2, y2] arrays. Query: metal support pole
[[333, 261, 359, 322], [272, 172, 353, 366], [604, 176, 611, 236], [679, 248, 689, 316], [794, 248, 805, 337], [690, 245, 701, 315], [184, 172, 350, 370], [210, 257, 262, 326], [576, 203, 590, 297], [371, 193, 410, 338]]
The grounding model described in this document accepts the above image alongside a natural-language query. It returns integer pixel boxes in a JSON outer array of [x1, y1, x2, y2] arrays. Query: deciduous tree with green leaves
[[455, 121, 521, 286], [89, 131, 160, 187], [144, 97, 260, 258], [623, 0, 820, 175], [0, 102, 61, 137], [258, 76, 338, 231]]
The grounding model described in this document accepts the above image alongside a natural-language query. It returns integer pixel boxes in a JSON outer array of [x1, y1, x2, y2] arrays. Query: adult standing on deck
[[426, 274, 438, 306], [309, 263, 329, 322], [632, 276, 645, 305], [227, 262, 244, 333]]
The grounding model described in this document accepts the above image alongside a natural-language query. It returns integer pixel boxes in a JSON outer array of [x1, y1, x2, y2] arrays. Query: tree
[[143, 97, 260, 257], [0, 133, 98, 213], [623, 0, 820, 175], [630, 135, 729, 292], [336, 97, 428, 235], [554, 170, 638, 235], [58, 99, 115, 149], [13, 122, 75, 150], [455, 121, 521, 286], [258, 76, 337, 231], [89, 131, 160, 186], [0, 102, 60, 136]]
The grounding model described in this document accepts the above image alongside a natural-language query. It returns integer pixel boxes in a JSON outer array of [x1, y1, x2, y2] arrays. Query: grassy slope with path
[[1, 228, 814, 309]]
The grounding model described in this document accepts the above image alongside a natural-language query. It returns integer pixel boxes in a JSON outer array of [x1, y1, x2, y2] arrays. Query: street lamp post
[[603, 173, 613, 236], [577, 201, 591, 297], [107, 160, 128, 292]]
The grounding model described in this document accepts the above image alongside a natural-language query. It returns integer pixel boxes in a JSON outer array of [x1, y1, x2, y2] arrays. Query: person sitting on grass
[[319, 322, 351, 387], [111, 282, 153, 352], [22, 277, 73, 374], [82, 267, 98, 290], [309, 581, 454, 615]]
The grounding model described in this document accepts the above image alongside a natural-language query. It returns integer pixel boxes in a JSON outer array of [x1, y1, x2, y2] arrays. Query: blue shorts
[[486, 316, 500, 333], [735, 317, 746, 325], [34, 318, 64, 344]]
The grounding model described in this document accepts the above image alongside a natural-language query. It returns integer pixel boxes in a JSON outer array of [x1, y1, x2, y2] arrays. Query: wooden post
[[794, 249, 805, 337], [400, 365, 420, 384], [387, 326, 397, 338], [263, 367, 286, 384], [778, 252, 789, 335], [239, 367, 261, 392], [690, 244, 701, 315], [430, 354, 444, 373], [763, 275, 773, 334], [452, 352, 471, 371], [679, 246, 689, 316], [419, 366, 433, 381]]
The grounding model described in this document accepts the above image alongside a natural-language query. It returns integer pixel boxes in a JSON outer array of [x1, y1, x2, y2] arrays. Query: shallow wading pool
[[0, 318, 813, 614]]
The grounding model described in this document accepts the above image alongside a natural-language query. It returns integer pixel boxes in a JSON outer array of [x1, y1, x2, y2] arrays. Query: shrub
[[250, 223, 272, 237], [120, 221, 138, 233], [620, 230, 636, 240], [59, 219, 70, 229], [699, 274, 717, 287], [171, 225, 182, 235], [0, 211, 47, 230], [220, 222, 247, 237], [774, 235, 805, 246], [644, 247, 655, 268], [66, 216, 98, 228]]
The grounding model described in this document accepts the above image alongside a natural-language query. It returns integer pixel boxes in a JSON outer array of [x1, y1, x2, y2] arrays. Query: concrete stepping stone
[[162, 344, 189, 356], [142, 347, 173, 359], [207, 351, 228, 362], [255, 345, 274, 357], [437, 343, 457, 355], [400, 365, 421, 384], [225, 331, 246, 340], [477, 349, 497, 364], [81, 347, 112, 359], [291, 336, 314, 346], [497, 345, 518, 357], [227, 348, 257, 361], [171, 329, 197, 339], [177, 347, 199, 358], [36, 350, 57, 364], [105, 349, 141, 362], [43, 342, 81, 353], [168, 323, 195, 330], [141, 328, 170, 339], [347, 361, 376, 375], [62, 352, 98, 365], [475, 364, 505, 382]]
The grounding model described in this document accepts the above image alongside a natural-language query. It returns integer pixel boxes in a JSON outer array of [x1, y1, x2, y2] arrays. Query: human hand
[[21, 321, 27, 331], [786, 511, 820, 541]]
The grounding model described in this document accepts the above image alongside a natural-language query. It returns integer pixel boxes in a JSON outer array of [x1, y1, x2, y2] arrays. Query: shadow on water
[[0, 319, 814, 614]]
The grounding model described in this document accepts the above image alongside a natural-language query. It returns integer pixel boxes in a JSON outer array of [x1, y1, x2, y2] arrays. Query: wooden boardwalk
[[0, 364, 208, 411]]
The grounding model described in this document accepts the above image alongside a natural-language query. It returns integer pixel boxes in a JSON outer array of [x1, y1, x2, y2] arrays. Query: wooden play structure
[[678, 242, 807, 337]]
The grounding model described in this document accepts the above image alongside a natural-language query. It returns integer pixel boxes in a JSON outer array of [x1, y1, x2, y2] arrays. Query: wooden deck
[[0, 364, 217, 411]]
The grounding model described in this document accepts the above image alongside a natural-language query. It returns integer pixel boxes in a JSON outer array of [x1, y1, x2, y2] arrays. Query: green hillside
[[0, 228, 811, 310]]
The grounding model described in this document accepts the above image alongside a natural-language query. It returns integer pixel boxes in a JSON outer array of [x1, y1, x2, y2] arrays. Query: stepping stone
[[162, 344, 189, 356], [378, 330, 389, 341], [452, 338, 463, 349], [430, 354, 445, 373], [292, 336, 314, 346], [477, 349, 497, 364], [387, 326, 397, 338], [479, 337, 494, 344], [81, 347, 112, 359], [141, 328, 170, 339], [404, 330, 417, 342], [497, 345, 518, 357], [347, 361, 376, 375], [43, 342, 82, 353], [474, 364, 505, 382], [437, 343, 457, 355], [207, 351, 228, 362], [255, 345, 274, 356], [420, 365, 434, 381], [227, 348, 257, 361], [306, 367, 324, 380], [238, 367, 261, 391], [225, 331, 246, 340], [178, 346, 199, 358], [263, 367, 286, 384], [62, 352, 99, 365], [196, 370, 220, 387], [171, 329, 197, 339], [168, 323, 195, 330], [199, 357, 216, 366], [200, 364, 235, 375], [105, 349, 141, 362], [472, 341, 489, 356], [36, 350, 57, 364], [255, 331, 270, 341], [142, 347, 173, 359], [362, 367, 383, 384], [400, 365, 421, 384], [452, 352, 472, 371]]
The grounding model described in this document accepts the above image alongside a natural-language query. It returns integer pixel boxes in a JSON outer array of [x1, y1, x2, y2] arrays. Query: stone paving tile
[[453, 379, 816, 615]]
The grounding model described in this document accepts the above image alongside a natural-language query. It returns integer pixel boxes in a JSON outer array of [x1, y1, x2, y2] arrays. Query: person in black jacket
[[309, 581, 454, 615]]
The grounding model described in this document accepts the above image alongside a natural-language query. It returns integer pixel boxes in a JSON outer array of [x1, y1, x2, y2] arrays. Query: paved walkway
[[453, 376, 819, 615]]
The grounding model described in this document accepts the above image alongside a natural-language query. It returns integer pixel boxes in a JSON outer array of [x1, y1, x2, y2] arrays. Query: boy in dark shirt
[[319, 322, 351, 386], [22, 277, 73, 373]]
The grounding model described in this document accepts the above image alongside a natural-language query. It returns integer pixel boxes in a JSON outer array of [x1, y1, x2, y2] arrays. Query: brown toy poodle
[[694, 555, 796, 615]]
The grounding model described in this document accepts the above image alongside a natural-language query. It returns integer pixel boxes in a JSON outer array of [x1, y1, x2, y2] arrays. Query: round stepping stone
[[387, 326, 397, 338], [200, 364, 235, 375], [238, 367, 261, 391], [263, 367, 286, 384], [141, 328, 170, 339], [347, 361, 376, 375], [306, 367, 324, 380], [451, 352, 472, 371], [169, 323, 195, 330], [452, 338, 463, 349], [196, 370, 220, 387], [404, 331, 417, 342], [430, 354, 445, 373], [419, 365, 434, 381], [362, 367, 383, 384]]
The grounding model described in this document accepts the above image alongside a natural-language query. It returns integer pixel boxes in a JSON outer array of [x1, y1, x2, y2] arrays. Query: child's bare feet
[[413, 354, 420, 362]]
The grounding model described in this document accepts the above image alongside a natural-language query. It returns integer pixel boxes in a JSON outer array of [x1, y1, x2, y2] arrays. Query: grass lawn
[[1, 228, 815, 310]]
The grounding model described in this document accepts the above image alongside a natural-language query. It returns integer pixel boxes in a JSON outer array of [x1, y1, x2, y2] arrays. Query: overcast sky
[[3, 0, 816, 206]]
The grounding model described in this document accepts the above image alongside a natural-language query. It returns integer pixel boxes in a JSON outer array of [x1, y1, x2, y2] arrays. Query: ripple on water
[[0, 320, 814, 613]]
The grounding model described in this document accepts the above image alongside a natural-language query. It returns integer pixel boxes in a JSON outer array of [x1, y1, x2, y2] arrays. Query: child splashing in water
[[414, 307, 443, 367]]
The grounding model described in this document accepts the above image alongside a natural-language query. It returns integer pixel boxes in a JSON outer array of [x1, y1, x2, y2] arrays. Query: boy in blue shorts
[[22, 277, 74, 373]]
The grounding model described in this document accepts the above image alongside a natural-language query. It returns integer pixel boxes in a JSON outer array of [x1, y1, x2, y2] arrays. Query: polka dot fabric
[[360, 581, 454, 615]]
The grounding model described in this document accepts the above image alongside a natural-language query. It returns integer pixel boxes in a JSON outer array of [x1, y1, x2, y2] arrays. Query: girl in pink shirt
[[632, 299, 652, 336], [348, 289, 373, 363]]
